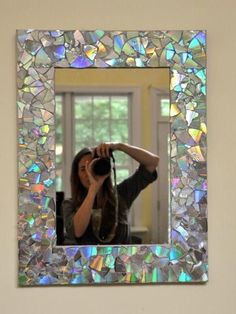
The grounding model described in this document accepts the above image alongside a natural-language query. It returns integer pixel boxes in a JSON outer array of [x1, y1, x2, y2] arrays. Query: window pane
[[74, 96, 92, 119], [75, 142, 92, 153], [56, 144, 63, 164], [161, 99, 170, 117], [75, 120, 93, 143], [115, 169, 130, 184], [111, 121, 128, 142], [94, 120, 110, 144], [113, 151, 129, 165], [56, 95, 63, 114], [111, 96, 128, 119], [93, 96, 110, 119], [56, 169, 62, 191]]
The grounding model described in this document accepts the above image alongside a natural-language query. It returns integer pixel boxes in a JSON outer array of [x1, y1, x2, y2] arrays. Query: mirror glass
[[54, 68, 170, 245]]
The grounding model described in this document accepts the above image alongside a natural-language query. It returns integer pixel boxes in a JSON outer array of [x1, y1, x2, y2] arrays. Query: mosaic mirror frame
[[17, 30, 207, 286]]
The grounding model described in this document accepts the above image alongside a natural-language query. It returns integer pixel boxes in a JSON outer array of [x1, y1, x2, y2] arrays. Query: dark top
[[62, 164, 157, 245]]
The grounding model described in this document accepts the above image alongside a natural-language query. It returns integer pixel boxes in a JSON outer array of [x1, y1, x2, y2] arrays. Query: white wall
[[0, 0, 236, 313]]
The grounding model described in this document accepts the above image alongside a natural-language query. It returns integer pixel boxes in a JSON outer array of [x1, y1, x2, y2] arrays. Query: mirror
[[17, 30, 207, 285], [54, 68, 170, 245]]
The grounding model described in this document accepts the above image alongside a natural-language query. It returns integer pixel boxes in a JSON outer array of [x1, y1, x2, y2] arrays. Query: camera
[[92, 156, 111, 176]]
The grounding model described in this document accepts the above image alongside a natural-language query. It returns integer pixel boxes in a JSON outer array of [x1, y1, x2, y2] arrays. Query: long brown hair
[[70, 148, 117, 237]]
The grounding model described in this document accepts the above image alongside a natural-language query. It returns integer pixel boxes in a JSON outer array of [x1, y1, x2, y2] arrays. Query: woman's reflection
[[61, 142, 159, 245]]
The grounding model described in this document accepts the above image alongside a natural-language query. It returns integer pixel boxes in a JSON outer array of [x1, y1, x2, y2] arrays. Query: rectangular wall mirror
[[17, 30, 207, 285]]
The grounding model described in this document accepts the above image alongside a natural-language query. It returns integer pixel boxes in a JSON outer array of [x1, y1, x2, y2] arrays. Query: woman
[[62, 142, 159, 245]]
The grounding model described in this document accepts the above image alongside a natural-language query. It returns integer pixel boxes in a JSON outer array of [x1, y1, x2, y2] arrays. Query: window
[[55, 92, 132, 196]]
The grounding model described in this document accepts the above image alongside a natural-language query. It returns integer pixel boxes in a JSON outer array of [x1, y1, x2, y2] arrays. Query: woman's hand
[[85, 159, 110, 194], [92, 142, 119, 158]]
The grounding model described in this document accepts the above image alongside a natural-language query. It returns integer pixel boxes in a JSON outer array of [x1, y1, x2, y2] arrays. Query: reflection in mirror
[[54, 68, 170, 245]]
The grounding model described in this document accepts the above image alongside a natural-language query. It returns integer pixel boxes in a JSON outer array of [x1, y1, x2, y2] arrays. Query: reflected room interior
[[54, 68, 170, 246]]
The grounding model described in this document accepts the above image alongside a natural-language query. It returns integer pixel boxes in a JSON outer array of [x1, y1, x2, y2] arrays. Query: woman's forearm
[[114, 143, 159, 172], [73, 186, 97, 238]]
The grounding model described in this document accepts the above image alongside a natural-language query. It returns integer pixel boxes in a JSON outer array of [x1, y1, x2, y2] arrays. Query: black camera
[[92, 156, 111, 176]]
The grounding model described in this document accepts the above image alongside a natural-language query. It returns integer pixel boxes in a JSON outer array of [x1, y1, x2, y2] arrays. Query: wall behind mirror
[[54, 68, 170, 244]]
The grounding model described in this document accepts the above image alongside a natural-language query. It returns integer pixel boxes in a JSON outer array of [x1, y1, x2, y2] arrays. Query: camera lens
[[92, 158, 111, 176]]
